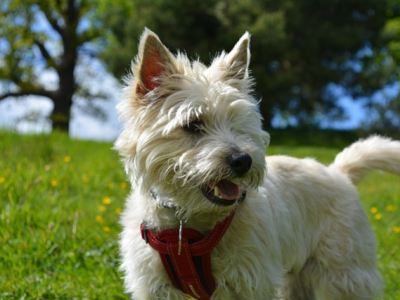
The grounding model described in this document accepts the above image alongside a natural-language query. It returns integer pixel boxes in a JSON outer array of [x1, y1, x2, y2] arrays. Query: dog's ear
[[224, 32, 251, 81], [136, 28, 176, 95]]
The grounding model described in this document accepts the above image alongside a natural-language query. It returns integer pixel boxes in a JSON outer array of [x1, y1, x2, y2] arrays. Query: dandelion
[[369, 207, 378, 214], [98, 205, 106, 212], [51, 179, 58, 187], [374, 213, 382, 221], [392, 226, 400, 233], [82, 177, 89, 183], [108, 182, 114, 189], [64, 156, 71, 163], [115, 207, 122, 214], [102, 197, 112, 205], [103, 226, 111, 232], [386, 205, 396, 212], [120, 182, 128, 189], [0, 177, 5, 184], [95, 215, 103, 223]]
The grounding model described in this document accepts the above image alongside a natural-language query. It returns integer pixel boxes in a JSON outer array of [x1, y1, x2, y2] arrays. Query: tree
[[368, 0, 400, 132], [100, 0, 398, 128], [0, 0, 104, 133]]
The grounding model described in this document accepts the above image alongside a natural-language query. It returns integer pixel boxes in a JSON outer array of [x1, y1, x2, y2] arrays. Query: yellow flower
[[120, 182, 128, 189], [374, 213, 382, 221], [51, 179, 58, 187], [103, 226, 111, 232], [392, 226, 400, 233], [386, 205, 396, 212], [64, 156, 71, 163], [369, 207, 378, 214], [115, 207, 122, 214], [108, 182, 114, 189], [95, 215, 103, 223], [82, 177, 89, 183], [98, 205, 106, 212], [0, 177, 5, 184], [102, 197, 112, 205]]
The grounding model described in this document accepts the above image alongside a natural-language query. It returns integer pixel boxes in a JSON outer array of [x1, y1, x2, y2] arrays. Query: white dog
[[115, 28, 400, 300]]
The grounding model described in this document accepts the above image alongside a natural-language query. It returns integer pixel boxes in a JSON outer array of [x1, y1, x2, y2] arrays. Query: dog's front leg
[[151, 285, 239, 300], [211, 285, 240, 300], [151, 285, 189, 300]]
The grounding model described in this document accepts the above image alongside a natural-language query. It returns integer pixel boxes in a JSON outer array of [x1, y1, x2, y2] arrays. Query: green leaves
[[99, 0, 399, 128]]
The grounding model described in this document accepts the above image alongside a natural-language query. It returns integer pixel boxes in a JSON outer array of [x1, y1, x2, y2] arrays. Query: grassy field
[[1, 131, 399, 299]]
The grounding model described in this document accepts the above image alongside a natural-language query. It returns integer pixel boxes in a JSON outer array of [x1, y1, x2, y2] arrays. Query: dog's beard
[[135, 141, 266, 220], [176, 161, 264, 194]]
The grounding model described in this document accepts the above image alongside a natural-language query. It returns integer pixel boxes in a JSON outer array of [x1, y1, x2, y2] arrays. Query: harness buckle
[[140, 223, 149, 244], [178, 220, 183, 255]]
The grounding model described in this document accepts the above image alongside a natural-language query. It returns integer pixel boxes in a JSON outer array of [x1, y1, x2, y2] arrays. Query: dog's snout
[[228, 153, 252, 176]]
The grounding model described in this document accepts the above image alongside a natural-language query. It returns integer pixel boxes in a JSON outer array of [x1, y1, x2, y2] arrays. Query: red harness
[[140, 211, 235, 300]]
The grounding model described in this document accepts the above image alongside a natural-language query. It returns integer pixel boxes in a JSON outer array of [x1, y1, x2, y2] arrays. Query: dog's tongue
[[211, 179, 240, 200]]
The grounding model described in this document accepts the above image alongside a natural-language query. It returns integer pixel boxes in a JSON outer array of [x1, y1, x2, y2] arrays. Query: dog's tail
[[330, 135, 400, 185]]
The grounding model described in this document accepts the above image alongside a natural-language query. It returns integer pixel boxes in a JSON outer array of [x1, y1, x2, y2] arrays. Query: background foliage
[[100, 0, 400, 128], [1, 0, 399, 132]]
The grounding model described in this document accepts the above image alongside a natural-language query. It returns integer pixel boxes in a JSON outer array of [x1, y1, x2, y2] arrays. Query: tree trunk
[[51, 64, 75, 133], [51, 8, 77, 134], [52, 53, 75, 134], [51, 94, 72, 133]]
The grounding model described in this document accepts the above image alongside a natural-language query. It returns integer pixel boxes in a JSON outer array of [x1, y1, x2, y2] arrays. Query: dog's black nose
[[227, 153, 252, 176]]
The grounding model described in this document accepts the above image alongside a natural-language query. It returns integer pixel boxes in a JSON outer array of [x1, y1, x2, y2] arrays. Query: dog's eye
[[183, 120, 204, 134]]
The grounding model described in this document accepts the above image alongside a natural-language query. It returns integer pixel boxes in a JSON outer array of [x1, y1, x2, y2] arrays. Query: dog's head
[[115, 29, 270, 217]]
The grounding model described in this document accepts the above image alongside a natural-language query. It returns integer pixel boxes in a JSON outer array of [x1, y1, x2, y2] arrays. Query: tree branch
[[0, 90, 55, 101], [34, 40, 58, 69], [34, 40, 51, 61], [78, 28, 102, 45], [39, 5, 64, 38]]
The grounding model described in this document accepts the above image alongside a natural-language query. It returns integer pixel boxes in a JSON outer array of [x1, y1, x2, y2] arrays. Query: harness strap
[[140, 211, 235, 300]]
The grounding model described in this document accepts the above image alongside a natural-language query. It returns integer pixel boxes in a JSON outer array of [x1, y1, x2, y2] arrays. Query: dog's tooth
[[214, 187, 220, 198]]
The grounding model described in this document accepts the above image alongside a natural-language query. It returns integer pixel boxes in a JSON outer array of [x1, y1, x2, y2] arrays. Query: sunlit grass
[[360, 172, 400, 300], [1, 131, 399, 299], [0, 131, 129, 299]]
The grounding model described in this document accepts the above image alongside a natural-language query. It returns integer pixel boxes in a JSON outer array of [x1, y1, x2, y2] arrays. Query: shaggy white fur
[[115, 28, 400, 300]]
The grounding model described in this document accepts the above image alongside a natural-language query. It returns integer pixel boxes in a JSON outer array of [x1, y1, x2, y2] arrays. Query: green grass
[[0, 131, 129, 299], [1, 131, 399, 299]]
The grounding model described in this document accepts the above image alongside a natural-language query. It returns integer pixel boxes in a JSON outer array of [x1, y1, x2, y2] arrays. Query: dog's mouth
[[202, 179, 246, 206]]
